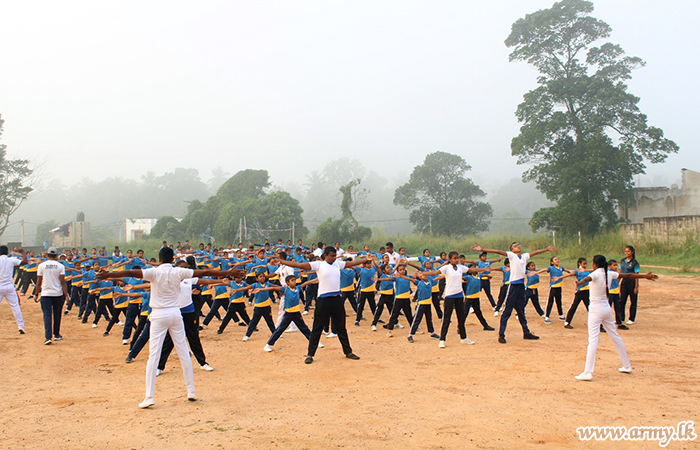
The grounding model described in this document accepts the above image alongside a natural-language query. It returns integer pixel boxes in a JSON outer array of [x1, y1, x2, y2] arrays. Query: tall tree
[[0, 115, 34, 237], [506, 0, 678, 235], [394, 152, 491, 237]]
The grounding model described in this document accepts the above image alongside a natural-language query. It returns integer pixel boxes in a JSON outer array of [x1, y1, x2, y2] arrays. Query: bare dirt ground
[[1, 274, 698, 450]]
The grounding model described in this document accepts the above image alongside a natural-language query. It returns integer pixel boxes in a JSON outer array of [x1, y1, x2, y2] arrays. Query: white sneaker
[[326, 332, 337, 338], [461, 338, 476, 345], [626, 320, 634, 325], [494, 311, 499, 317], [117, 321, 124, 326], [559, 315, 565, 321], [187, 393, 197, 402], [619, 366, 632, 373], [438, 340, 446, 348], [371, 325, 377, 332], [139, 397, 155, 409], [386, 330, 393, 337], [574, 372, 593, 381], [302, 311, 308, 315], [544, 317, 552, 324], [318, 342, 324, 348], [469, 307, 474, 313], [242, 335, 249, 342], [200, 363, 214, 371], [396, 323, 404, 329], [263, 344, 273, 352], [122, 339, 129, 345], [156, 369, 162, 377], [284, 328, 297, 333], [92, 324, 97, 328]]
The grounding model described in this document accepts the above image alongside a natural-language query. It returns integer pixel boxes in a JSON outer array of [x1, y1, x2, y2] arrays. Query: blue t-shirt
[[499, 267, 510, 285], [547, 265, 566, 287], [340, 269, 356, 290], [394, 275, 412, 297], [415, 280, 433, 302], [464, 275, 481, 297], [251, 282, 272, 304], [477, 260, 492, 278], [575, 270, 590, 291], [282, 286, 301, 310], [357, 267, 378, 290]]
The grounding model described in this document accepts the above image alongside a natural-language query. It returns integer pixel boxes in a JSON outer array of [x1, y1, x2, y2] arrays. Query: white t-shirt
[[386, 251, 400, 265], [312, 248, 324, 257], [275, 265, 295, 287], [0, 255, 21, 286], [506, 251, 530, 283], [141, 264, 194, 308], [309, 260, 346, 297], [588, 268, 619, 303], [438, 264, 470, 298], [335, 247, 345, 256], [178, 277, 199, 308], [37, 260, 66, 297]]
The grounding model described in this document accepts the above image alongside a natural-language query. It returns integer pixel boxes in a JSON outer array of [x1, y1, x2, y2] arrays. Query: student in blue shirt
[[463, 265, 495, 331], [242, 272, 277, 341], [354, 258, 379, 326], [544, 256, 570, 324], [523, 261, 546, 319], [477, 252, 502, 310], [405, 271, 441, 342], [217, 277, 253, 334], [554, 258, 591, 329], [201, 281, 232, 327], [372, 264, 397, 330], [383, 264, 414, 336]]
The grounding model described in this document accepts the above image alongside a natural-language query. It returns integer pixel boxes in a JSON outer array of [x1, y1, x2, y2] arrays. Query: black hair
[[608, 259, 617, 265], [448, 251, 459, 260], [577, 257, 587, 267], [0, 246, 7, 255], [423, 248, 430, 255], [480, 252, 487, 258], [185, 255, 197, 269], [593, 254, 609, 296], [323, 246, 336, 257], [159, 247, 175, 263], [133, 265, 142, 270], [285, 274, 296, 283], [504, 258, 510, 265], [278, 251, 287, 260], [379, 264, 390, 274], [385, 242, 393, 248], [526, 261, 536, 270], [624, 245, 637, 266], [317, 241, 324, 248], [549, 256, 556, 266]]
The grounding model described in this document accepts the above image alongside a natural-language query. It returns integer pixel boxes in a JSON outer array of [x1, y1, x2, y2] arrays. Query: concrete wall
[[621, 169, 700, 223], [51, 221, 90, 248], [621, 215, 700, 242]]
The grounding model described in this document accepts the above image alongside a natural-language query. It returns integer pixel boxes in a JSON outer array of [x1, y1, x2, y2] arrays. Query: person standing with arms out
[[544, 256, 569, 324], [573, 255, 657, 381], [477, 252, 501, 310], [97, 247, 243, 409], [36, 247, 69, 345], [277, 247, 366, 364], [606, 260, 628, 330], [472, 243, 555, 344], [0, 246, 28, 334], [619, 245, 640, 325]]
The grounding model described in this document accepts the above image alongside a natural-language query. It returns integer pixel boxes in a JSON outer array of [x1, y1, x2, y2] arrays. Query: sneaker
[[544, 317, 552, 324], [44, 339, 52, 345], [18, 328, 25, 335], [197, 326, 203, 331], [53, 335, 63, 341], [63, 310, 69, 316], [386, 330, 393, 337], [242, 336, 249, 342], [600, 325, 606, 333], [460, 338, 475, 345], [302, 311, 308, 315], [122, 339, 129, 345], [187, 393, 197, 402], [238, 322, 247, 326], [407, 336, 414, 343], [523, 333, 539, 340], [216, 330, 223, 334], [469, 307, 474, 313], [354, 321, 360, 327], [264, 344, 273, 352], [304, 355, 313, 364], [200, 363, 214, 371], [284, 328, 297, 333], [92, 324, 97, 328], [156, 369, 162, 377], [371, 325, 377, 332], [318, 342, 324, 348], [125, 356, 133, 363], [360, 317, 367, 321], [396, 323, 404, 329], [139, 397, 155, 409], [626, 320, 634, 325], [483, 326, 495, 331], [564, 324, 573, 329], [498, 336, 506, 344], [559, 315, 565, 321], [494, 311, 499, 317], [574, 372, 593, 381], [326, 332, 337, 338], [438, 340, 446, 348], [102, 332, 109, 337], [345, 353, 360, 360], [617, 324, 629, 330], [377, 319, 385, 324], [618, 366, 632, 373], [430, 333, 440, 339]]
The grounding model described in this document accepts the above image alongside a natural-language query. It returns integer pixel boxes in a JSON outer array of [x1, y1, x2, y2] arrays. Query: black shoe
[[198, 326, 203, 331], [382, 324, 388, 329], [498, 336, 506, 344], [125, 356, 133, 363], [345, 353, 360, 360], [216, 330, 223, 334], [483, 326, 495, 331], [18, 329, 25, 335], [377, 320, 385, 324], [564, 324, 574, 329], [304, 355, 313, 364], [77, 316, 82, 320], [600, 325, 606, 333], [238, 322, 247, 327], [618, 324, 629, 330], [63, 310, 70, 316], [354, 321, 360, 327], [523, 333, 539, 340], [102, 332, 109, 337]]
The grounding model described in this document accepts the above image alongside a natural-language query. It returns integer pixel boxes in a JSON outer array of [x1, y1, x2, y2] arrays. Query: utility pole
[[429, 214, 432, 235], [20, 220, 25, 246]]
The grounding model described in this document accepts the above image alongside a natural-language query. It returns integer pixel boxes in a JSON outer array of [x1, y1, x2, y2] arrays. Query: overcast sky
[[1, 0, 697, 192]]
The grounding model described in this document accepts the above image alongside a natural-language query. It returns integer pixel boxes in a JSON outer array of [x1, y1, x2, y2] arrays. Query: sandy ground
[[1, 274, 698, 450]]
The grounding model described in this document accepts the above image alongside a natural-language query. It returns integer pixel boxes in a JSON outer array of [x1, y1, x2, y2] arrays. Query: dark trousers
[[546, 286, 563, 317], [129, 315, 148, 350], [159, 311, 207, 369], [304, 284, 318, 311], [219, 302, 251, 332], [93, 297, 114, 325], [203, 298, 229, 326], [78, 288, 89, 318], [123, 303, 141, 340], [82, 293, 100, 322], [440, 295, 467, 341], [192, 292, 204, 317], [66, 285, 81, 311], [608, 293, 622, 325], [498, 283, 531, 337], [128, 319, 150, 357], [619, 280, 638, 322], [308, 295, 352, 357], [431, 292, 443, 319], [105, 307, 127, 332], [465, 297, 490, 328], [20, 271, 37, 295], [387, 298, 413, 330], [410, 304, 435, 335], [355, 291, 377, 322], [342, 290, 358, 313], [496, 284, 509, 310], [372, 293, 394, 325], [268, 311, 312, 346], [480, 279, 497, 308], [245, 306, 276, 337], [565, 290, 590, 324], [40, 295, 64, 340], [525, 288, 545, 316]]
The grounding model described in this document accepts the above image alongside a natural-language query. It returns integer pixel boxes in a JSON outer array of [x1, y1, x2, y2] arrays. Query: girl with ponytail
[[620, 245, 641, 324]]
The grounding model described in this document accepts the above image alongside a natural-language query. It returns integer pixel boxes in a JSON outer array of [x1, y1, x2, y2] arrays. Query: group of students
[[0, 239, 657, 407]]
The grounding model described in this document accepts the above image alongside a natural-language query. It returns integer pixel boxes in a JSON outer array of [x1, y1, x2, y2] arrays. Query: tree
[[393, 152, 492, 237], [150, 216, 184, 241], [0, 115, 34, 237], [314, 179, 372, 244], [506, 0, 678, 236], [35, 220, 60, 246]]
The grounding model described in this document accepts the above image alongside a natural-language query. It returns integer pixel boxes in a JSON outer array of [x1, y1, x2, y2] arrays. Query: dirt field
[[1, 274, 698, 450]]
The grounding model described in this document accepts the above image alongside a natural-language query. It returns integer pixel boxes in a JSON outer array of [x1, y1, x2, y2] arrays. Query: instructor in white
[[0, 245, 27, 334], [98, 247, 243, 408]]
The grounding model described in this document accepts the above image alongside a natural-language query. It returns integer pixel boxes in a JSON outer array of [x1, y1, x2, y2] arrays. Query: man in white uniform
[[98, 247, 243, 408], [0, 246, 27, 334], [36, 247, 69, 344]]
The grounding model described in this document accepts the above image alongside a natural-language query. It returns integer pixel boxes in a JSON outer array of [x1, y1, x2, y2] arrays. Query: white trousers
[[146, 307, 194, 399], [584, 301, 630, 374], [276, 294, 298, 331], [0, 284, 24, 329]]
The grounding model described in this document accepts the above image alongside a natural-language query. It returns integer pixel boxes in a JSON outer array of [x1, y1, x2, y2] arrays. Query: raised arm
[[471, 245, 507, 257], [277, 258, 312, 271], [97, 269, 143, 280], [529, 246, 556, 257], [619, 272, 657, 281]]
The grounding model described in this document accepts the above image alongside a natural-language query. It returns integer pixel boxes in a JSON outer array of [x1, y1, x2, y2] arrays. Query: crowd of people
[[0, 238, 656, 407]]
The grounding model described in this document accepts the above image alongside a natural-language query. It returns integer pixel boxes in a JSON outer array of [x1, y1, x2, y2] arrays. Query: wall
[[621, 169, 700, 223], [621, 216, 700, 242]]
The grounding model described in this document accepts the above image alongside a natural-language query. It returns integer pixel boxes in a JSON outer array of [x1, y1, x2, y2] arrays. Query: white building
[[124, 218, 159, 242]]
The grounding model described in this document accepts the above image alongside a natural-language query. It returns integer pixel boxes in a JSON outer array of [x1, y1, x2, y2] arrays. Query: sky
[[1, 0, 698, 195]]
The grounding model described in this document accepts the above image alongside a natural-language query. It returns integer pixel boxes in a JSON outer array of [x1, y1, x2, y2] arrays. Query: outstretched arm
[[529, 246, 556, 257], [97, 269, 143, 280], [619, 272, 657, 281], [471, 245, 507, 257], [276, 258, 312, 271]]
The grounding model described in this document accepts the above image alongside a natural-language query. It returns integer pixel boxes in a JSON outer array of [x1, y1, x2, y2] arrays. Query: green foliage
[[34, 220, 59, 246], [150, 216, 184, 241], [394, 151, 492, 237], [315, 218, 372, 245], [0, 115, 34, 237], [506, 0, 678, 236]]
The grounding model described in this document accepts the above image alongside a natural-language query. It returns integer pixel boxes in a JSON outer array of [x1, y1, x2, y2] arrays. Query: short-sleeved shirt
[[506, 251, 530, 284], [547, 265, 566, 288], [438, 264, 470, 298], [309, 260, 346, 298], [0, 255, 22, 286], [589, 268, 619, 303], [620, 258, 640, 274], [37, 260, 66, 296], [141, 264, 194, 309]]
